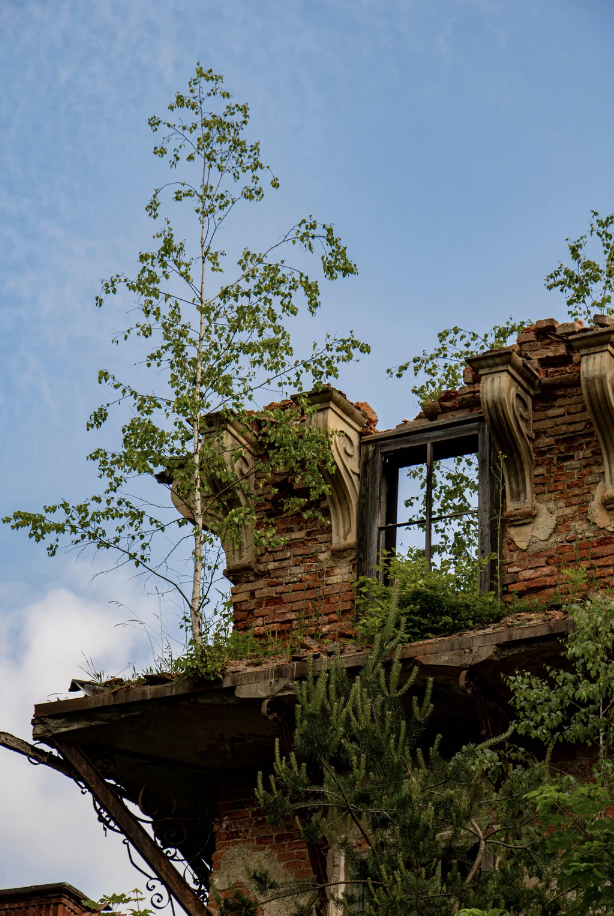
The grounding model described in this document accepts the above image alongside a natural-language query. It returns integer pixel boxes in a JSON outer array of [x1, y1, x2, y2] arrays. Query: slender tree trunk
[[190, 313, 205, 648], [189, 169, 208, 649]]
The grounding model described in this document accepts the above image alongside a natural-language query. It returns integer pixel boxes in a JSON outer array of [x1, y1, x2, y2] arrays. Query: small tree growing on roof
[[3, 64, 369, 650]]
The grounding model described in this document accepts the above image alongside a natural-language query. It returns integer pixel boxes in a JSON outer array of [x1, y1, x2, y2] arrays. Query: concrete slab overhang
[[33, 615, 573, 762]]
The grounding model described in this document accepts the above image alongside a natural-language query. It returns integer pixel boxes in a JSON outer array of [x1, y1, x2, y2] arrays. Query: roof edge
[[0, 883, 88, 904]]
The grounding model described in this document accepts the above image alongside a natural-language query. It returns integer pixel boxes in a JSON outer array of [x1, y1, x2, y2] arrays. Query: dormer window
[[359, 414, 497, 592]]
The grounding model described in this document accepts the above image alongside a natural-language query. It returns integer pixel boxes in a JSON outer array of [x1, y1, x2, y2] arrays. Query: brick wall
[[227, 316, 614, 633], [499, 318, 613, 602], [416, 316, 614, 605], [0, 884, 91, 916], [210, 769, 314, 912], [229, 478, 358, 640]]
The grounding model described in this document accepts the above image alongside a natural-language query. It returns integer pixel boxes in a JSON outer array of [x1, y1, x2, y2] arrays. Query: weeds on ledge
[[90, 561, 593, 692], [355, 552, 507, 644]]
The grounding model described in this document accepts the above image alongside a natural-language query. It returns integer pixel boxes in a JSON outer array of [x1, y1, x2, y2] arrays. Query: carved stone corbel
[[169, 420, 257, 573], [293, 388, 366, 550], [569, 327, 614, 525], [467, 348, 552, 549]]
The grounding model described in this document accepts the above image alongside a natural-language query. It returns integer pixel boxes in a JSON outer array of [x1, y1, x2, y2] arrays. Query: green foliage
[[172, 605, 288, 682], [83, 890, 152, 916], [545, 211, 614, 322], [388, 212, 614, 410], [355, 554, 506, 644], [507, 597, 614, 916], [423, 453, 481, 575], [222, 591, 566, 916], [387, 318, 528, 404], [394, 452, 486, 589], [508, 597, 614, 757], [457, 911, 506, 916], [215, 595, 614, 916], [2, 64, 368, 647], [526, 774, 614, 916]]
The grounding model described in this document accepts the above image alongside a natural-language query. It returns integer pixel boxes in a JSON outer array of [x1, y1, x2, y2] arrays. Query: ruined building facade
[[29, 317, 614, 915], [226, 315, 614, 636]]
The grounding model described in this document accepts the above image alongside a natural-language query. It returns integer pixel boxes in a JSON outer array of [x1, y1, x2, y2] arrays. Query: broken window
[[359, 414, 497, 592]]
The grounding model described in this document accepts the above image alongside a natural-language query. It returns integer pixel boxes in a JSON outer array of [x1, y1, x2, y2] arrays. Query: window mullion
[[425, 441, 433, 571]]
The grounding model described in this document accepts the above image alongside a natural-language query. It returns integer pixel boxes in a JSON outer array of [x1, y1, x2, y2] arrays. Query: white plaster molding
[[170, 420, 257, 573], [212, 844, 310, 916], [569, 328, 614, 516], [588, 480, 614, 530], [294, 389, 366, 550], [505, 501, 556, 550], [467, 347, 540, 529]]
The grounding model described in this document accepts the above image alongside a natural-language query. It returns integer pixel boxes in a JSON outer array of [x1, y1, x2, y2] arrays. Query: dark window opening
[[359, 415, 498, 593]]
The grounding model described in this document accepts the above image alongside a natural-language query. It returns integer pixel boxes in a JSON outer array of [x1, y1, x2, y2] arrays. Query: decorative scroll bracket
[[56, 741, 212, 916], [467, 347, 547, 548], [294, 389, 366, 551], [569, 327, 614, 523], [169, 420, 258, 574]]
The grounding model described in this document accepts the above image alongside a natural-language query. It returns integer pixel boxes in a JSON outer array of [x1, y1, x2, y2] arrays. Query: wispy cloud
[[0, 571, 169, 895]]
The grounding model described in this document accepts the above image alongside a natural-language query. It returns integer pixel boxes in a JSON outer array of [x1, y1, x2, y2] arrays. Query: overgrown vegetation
[[75, 592, 614, 916], [212, 590, 561, 916], [85, 561, 595, 691], [506, 594, 614, 916], [211, 593, 614, 916], [546, 210, 614, 322], [355, 553, 506, 643], [353, 558, 606, 648], [83, 891, 152, 916], [509, 594, 614, 756]]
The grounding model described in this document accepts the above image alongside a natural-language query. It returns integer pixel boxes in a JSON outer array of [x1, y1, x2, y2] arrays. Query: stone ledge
[[33, 615, 573, 720]]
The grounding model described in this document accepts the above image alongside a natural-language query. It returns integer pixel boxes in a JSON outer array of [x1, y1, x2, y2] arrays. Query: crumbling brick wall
[[227, 316, 614, 634], [498, 318, 611, 602], [210, 768, 314, 913], [416, 316, 614, 605], [228, 392, 375, 640], [229, 487, 358, 639]]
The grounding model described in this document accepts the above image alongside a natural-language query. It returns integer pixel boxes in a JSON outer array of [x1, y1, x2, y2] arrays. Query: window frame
[[358, 413, 498, 593]]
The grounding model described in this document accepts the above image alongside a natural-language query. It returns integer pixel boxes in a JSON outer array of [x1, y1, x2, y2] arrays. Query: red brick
[[517, 566, 556, 581]]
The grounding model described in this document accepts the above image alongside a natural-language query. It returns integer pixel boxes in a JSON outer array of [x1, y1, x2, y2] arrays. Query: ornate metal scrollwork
[[124, 839, 176, 914], [132, 780, 213, 901], [112, 784, 212, 905], [92, 795, 124, 836]]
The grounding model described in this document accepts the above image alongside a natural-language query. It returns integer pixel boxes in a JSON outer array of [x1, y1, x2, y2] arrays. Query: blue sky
[[0, 0, 613, 899]]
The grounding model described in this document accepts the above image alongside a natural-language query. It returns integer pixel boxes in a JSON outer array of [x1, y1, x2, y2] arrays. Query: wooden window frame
[[358, 413, 498, 593]]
